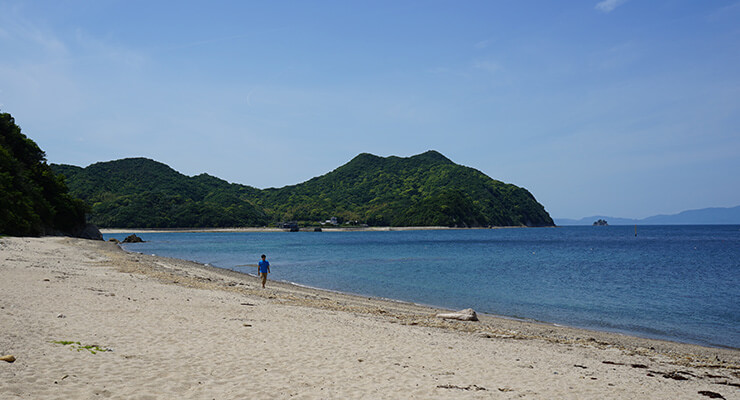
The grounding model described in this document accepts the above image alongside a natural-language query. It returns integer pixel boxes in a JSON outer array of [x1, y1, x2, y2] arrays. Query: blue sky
[[1, 1, 738, 219]]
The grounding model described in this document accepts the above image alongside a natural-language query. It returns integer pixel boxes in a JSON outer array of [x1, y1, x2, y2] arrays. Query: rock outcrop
[[122, 234, 145, 243], [74, 223, 104, 240]]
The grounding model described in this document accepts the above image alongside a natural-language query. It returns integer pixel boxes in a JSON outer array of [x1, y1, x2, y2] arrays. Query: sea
[[105, 225, 740, 349]]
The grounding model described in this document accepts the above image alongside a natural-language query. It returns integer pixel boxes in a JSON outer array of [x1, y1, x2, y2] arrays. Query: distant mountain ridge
[[555, 205, 740, 225], [52, 151, 555, 228]]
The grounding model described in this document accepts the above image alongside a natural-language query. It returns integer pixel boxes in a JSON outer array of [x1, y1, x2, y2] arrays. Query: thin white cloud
[[595, 0, 628, 13], [472, 60, 501, 74], [73, 29, 147, 70], [0, 11, 68, 58], [475, 39, 491, 49], [718, 1, 740, 12], [169, 33, 253, 50], [168, 27, 288, 51], [0, 6, 146, 71], [707, 1, 740, 20], [427, 66, 451, 74]]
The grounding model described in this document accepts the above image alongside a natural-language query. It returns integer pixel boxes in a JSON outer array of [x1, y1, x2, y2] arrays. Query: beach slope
[[1, 237, 738, 399]]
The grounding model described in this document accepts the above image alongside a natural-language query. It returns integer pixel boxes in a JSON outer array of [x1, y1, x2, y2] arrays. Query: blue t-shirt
[[258, 260, 270, 273]]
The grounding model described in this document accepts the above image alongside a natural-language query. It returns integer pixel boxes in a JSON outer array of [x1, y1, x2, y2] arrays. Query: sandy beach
[[1, 237, 738, 399], [98, 226, 475, 234]]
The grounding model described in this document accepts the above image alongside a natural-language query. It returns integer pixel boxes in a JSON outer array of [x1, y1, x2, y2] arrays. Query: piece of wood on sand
[[436, 308, 479, 321]]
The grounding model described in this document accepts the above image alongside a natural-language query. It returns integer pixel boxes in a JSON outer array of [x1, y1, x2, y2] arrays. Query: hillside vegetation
[[0, 112, 88, 236], [53, 159, 267, 228], [53, 151, 554, 228]]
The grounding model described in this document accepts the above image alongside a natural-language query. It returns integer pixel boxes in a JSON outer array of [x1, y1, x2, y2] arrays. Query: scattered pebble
[[0, 355, 16, 363]]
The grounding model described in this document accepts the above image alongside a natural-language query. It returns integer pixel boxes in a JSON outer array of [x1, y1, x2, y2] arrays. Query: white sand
[[1, 237, 738, 399]]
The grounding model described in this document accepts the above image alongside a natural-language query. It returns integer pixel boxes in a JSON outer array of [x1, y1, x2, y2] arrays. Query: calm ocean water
[[106, 225, 740, 349]]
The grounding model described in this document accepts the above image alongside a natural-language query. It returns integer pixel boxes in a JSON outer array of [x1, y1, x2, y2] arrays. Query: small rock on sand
[[1, 355, 16, 363]]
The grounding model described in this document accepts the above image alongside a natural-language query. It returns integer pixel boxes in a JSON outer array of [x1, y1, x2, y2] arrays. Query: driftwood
[[436, 308, 478, 321]]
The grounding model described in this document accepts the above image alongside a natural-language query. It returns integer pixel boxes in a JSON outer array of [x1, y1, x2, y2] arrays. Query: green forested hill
[[53, 158, 267, 228], [0, 113, 88, 236], [52, 151, 554, 228], [256, 151, 553, 227]]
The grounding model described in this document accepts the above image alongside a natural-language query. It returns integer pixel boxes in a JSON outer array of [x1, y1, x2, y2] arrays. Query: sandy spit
[[98, 226, 525, 234], [1, 237, 738, 399]]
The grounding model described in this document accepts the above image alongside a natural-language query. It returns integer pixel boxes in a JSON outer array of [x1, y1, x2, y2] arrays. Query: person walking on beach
[[258, 254, 270, 288]]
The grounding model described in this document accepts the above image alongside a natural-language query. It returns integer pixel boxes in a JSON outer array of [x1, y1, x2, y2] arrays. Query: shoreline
[[107, 229, 733, 351], [119, 243, 738, 358], [41, 237, 740, 357], [234, 271, 734, 352], [2, 237, 739, 398], [99, 225, 544, 234]]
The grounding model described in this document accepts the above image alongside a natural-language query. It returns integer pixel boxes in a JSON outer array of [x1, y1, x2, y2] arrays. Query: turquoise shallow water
[[106, 225, 740, 349]]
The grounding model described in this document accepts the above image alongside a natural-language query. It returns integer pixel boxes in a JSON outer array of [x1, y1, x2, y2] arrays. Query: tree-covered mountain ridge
[[52, 151, 554, 228]]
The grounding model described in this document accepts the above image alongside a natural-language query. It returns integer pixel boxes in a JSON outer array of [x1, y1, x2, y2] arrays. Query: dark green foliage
[[0, 112, 88, 236], [394, 189, 487, 227], [52, 158, 268, 228], [53, 150, 554, 228], [252, 151, 553, 227]]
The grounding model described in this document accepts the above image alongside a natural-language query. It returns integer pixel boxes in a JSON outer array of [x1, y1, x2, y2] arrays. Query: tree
[[0, 112, 89, 236]]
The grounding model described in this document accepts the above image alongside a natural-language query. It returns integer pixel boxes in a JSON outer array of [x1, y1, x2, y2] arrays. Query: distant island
[[593, 219, 608, 226], [556, 205, 740, 225], [52, 151, 555, 229]]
